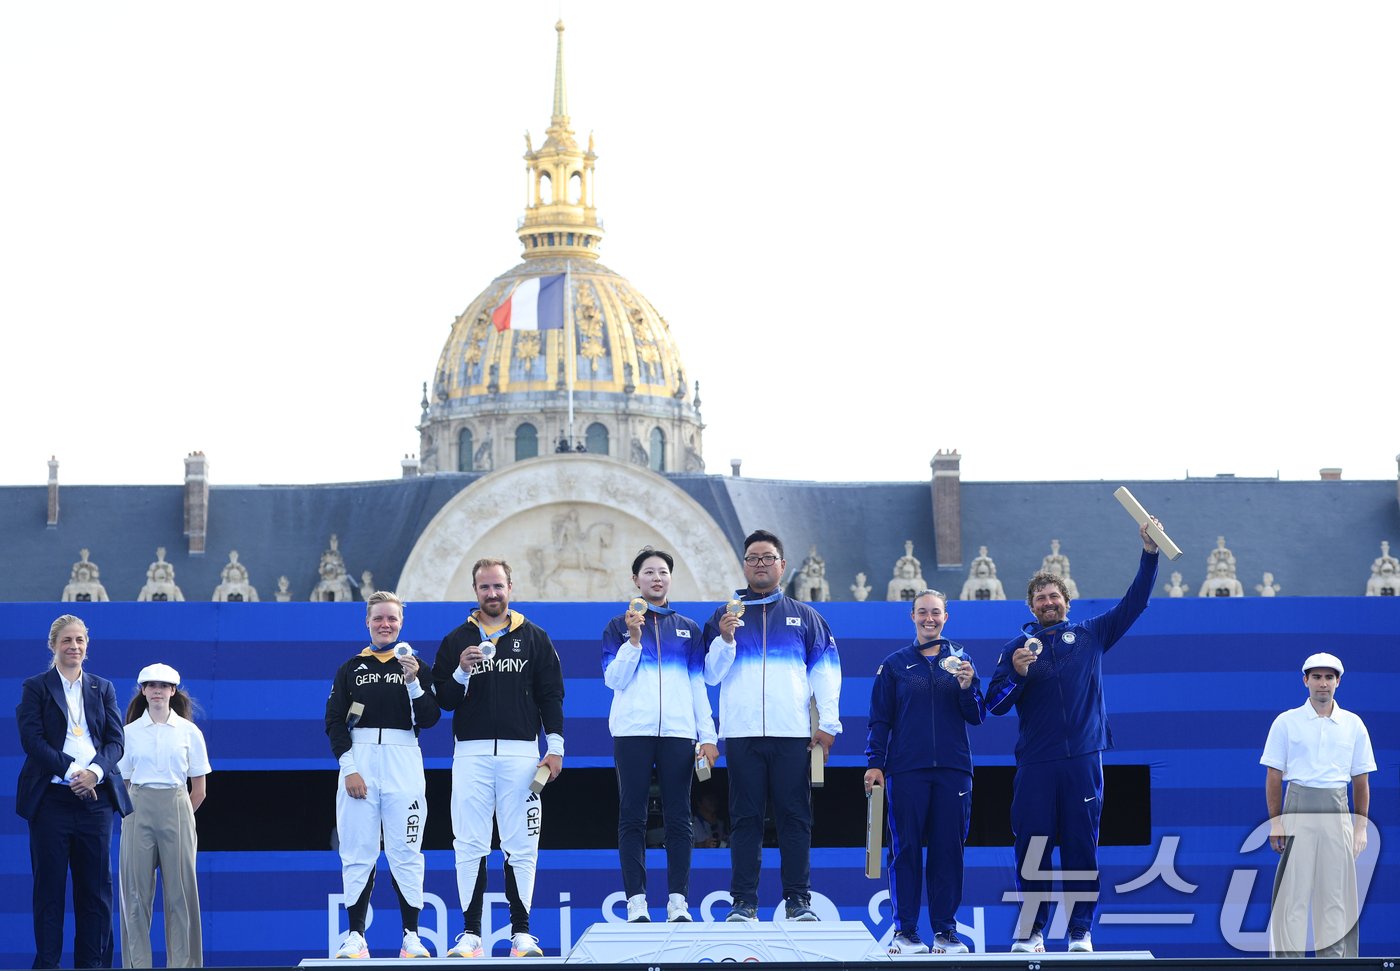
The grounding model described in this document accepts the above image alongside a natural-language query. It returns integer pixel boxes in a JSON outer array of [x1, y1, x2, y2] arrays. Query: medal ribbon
[[64, 684, 87, 737], [736, 590, 784, 607], [640, 602, 675, 616]]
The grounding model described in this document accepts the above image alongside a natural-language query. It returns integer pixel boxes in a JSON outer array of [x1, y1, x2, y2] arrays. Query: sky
[[2, 1, 1396, 488]]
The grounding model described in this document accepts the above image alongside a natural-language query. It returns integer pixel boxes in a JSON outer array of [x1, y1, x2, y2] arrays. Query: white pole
[[566, 260, 575, 445]]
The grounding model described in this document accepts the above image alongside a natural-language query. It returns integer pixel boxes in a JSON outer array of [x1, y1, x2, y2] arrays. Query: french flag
[[491, 274, 566, 331]]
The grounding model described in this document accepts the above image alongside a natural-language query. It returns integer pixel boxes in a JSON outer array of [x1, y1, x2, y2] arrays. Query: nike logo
[[958, 790, 970, 797], [906, 664, 918, 669], [1084, 796, 1096, 802]]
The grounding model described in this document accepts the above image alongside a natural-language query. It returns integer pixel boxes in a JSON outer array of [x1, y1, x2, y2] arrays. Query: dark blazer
[[15, 668, 133, 820]]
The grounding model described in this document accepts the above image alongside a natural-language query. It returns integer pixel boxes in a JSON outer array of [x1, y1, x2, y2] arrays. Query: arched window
[[457, 428, 474, 472], [516, 423, 539, 461], [586, 422, 609, 456], [649, 427, 666, 472], [539, 173, 553, 205], [569, 171, 583, 204]]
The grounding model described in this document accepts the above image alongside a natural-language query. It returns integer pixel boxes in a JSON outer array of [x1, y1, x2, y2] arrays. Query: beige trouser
[[120, 784, 203, 967], [1269, 783, 1359, 958]]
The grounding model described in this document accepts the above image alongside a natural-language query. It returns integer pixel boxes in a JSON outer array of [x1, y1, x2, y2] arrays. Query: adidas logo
[[408, 800, 420, 811], [355, 663, 369, 671]]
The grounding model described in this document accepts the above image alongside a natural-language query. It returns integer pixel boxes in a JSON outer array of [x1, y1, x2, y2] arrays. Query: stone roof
[[4, 473, 1396, 602]]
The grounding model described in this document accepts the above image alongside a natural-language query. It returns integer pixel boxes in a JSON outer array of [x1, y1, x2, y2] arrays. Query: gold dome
[[417, 22, 703, 476]]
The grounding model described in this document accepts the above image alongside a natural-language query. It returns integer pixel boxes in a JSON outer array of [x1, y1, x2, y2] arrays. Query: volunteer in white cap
[[118, 662, 211, 968], [1260, 651, 1375, 957]]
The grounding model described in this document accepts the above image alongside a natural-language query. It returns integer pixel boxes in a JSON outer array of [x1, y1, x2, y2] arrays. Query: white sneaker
[[666, 893, 692, 922], [626, 893, 651, 923], [888, 932, 930, 954], [400, 929, 431, 958], [1068, 930, 1094, 952], [335, 930, 369, 959], [1010, 930, 1045, 953], [932, 932, 970, 954], [447, 931, 483, 958], [510, 933, 543, 957]]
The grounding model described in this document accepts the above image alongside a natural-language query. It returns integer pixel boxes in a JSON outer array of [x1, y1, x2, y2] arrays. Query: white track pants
[[451, 754, 541, 914], [336, 741, 427, 908]]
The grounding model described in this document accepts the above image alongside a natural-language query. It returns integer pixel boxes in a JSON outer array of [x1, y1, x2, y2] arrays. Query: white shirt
[[118, 709, 212, 787], [1260, 700, 1376, 788], [51, 670, 101, 785]]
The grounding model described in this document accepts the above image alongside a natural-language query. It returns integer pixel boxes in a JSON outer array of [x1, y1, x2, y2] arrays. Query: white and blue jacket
[[602, 606, 717, 745], [702, 589, 842, 740], [866, 639, 985, 777], [986, 549, 1159, 764]]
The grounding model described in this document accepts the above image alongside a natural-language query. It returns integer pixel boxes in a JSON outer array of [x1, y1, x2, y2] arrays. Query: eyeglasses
[[743, 554, 780, 566]]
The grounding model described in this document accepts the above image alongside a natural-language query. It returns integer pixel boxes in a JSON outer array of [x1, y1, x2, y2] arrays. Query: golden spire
[[517, 19, 603, 261], [552, 19, 568, 124]]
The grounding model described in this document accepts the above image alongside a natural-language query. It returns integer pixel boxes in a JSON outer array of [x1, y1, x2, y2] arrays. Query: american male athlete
[[986, 520, 1160, 953]]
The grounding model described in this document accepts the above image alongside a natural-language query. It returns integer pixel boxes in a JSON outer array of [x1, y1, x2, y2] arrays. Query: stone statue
[[360, 571, 376, 598], [1256, 572, 1280, 597], [531, 508, 614, 599], [792, 546, 829, 602], [1164, 571, 1189, 598], [312, 534, 355, 602], [137, 547, 185, 602], [274, 576, 293, 603], [1366, 540, 1400, 596], [61, 549, 110, 603], [886, 540, 928, 601], [961, 546, 1006, 601], [212, 550, 260, 602], [1198, 536, 1244, 597], [850, 572, 871, 602], [1039, 539, 1080, 599]]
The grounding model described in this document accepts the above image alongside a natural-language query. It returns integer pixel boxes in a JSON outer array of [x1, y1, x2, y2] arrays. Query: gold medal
[[72, 725, 85, 737], [628, 597, 648, 615], [725, 599, 746, 627]]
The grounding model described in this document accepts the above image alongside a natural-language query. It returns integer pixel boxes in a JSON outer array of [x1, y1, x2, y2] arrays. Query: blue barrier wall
[[1, 599, 1395, 964]]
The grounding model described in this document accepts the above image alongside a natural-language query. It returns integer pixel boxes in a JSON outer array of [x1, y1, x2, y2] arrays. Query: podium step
[[565, 920, 885, 963]]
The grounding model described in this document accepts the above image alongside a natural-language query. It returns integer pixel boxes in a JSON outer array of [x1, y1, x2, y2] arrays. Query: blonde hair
[[365, 590, 404, 619]]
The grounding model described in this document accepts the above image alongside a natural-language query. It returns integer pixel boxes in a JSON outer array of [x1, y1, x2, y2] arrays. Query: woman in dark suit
[[15, 614, 134, 969]]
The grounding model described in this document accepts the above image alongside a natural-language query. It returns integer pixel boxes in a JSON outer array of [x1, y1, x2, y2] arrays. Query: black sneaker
[[725, 900, 758, 922], [784, 897, 818, 921]]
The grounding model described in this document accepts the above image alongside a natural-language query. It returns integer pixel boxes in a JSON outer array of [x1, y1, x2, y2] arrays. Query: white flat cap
[[137, 662, 181, 686], [1301, 652, 1343, 676]]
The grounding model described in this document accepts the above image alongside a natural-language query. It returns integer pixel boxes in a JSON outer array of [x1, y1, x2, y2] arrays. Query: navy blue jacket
[[16, 667, 134, 820], [986, 549, 1159, 764], [865, 639, 985, 776]]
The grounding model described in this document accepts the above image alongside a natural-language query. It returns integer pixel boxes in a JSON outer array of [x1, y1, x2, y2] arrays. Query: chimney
[[730, 458, 742, 478], [183, 451, 208, 555], [931, 449, 962, 567], [47, 457, 59, 527], [401, 453, 421, 478], [1319, 468, 1342, 481]]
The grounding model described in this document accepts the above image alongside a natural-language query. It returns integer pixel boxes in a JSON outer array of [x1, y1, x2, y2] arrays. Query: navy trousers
[[614, 735, 695, 898], [887, 767, 972, 935], [30, 784, 116, 969], [725, 736, 812, 905], [1010, 752, 1104, 937]]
